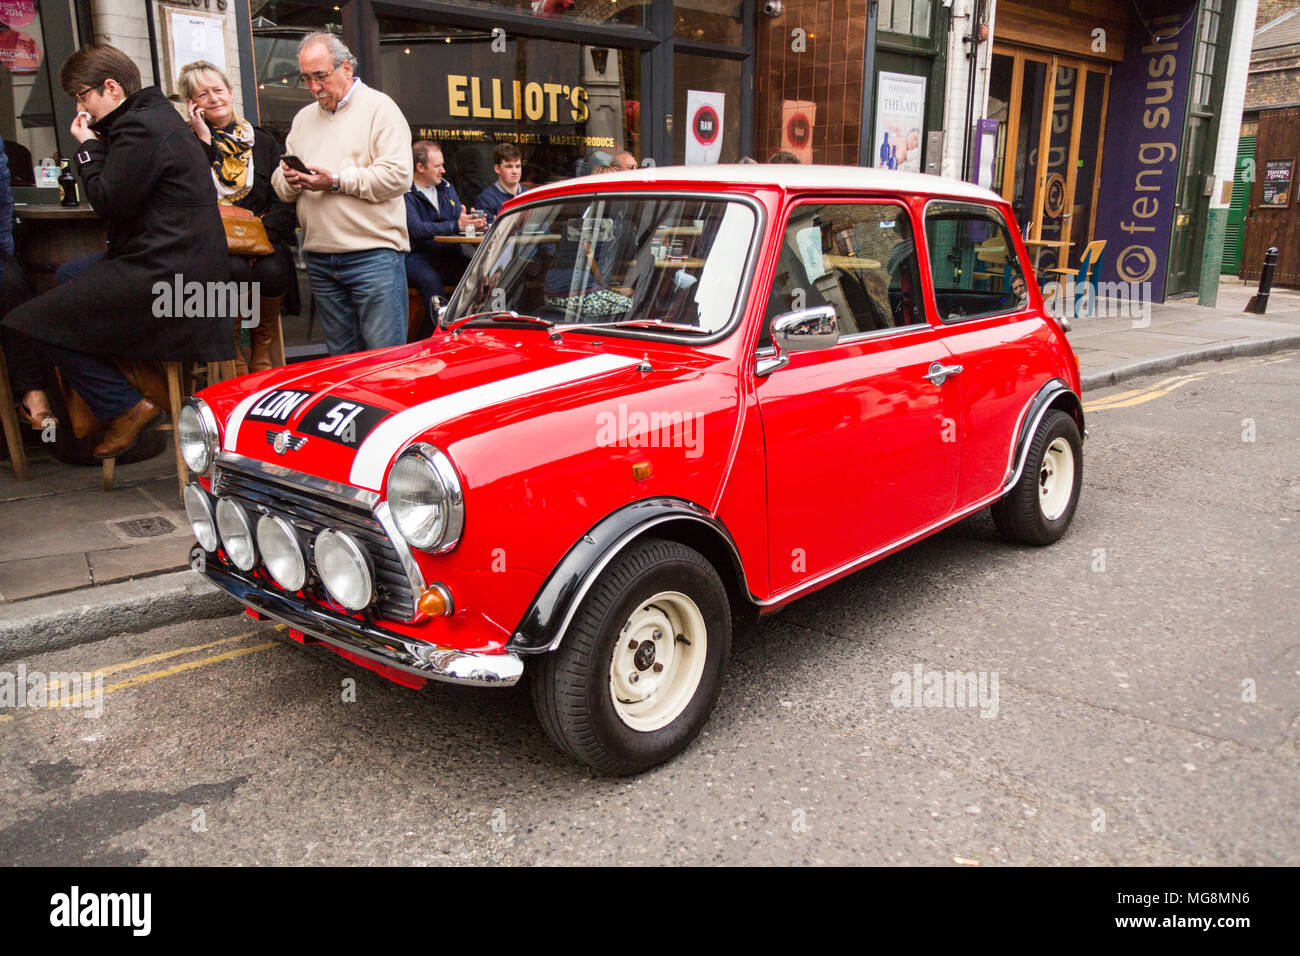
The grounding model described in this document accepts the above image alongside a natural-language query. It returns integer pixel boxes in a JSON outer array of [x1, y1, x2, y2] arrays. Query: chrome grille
[[213, 466, 416, 621]]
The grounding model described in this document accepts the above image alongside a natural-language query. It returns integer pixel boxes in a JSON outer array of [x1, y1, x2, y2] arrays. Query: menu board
[[1261, 159, 1293, 207]]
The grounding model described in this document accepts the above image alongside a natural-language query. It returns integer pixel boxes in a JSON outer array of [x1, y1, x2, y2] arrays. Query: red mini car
[[181, 166, 1084, 774]]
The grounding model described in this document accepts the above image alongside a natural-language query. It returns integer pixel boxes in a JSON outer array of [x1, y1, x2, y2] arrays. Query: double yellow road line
[[1083, 353, 1294, 413], [1083, 371, 1206, 412], [0, 625, 284, 720]]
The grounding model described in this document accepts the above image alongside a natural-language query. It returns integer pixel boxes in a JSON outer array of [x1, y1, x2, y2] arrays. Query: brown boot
[[93, 399, 163, 459], [248, 296, 283, 372]]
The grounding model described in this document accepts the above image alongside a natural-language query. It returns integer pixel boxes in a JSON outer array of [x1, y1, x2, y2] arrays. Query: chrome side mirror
[[755, 305, 839, 377], [774, 305, 839, 352]]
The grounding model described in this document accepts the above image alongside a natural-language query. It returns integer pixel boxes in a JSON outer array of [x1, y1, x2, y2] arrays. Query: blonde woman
[[178, 60, 297, 373]]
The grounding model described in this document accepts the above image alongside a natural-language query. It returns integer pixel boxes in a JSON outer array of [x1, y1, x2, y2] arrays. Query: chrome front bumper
[[203, 564, 524, 687]]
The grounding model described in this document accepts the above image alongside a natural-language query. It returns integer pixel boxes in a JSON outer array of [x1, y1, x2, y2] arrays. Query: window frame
[[446, 187, 767, 346], [921, 198, 1030, 325], [756, 195, 931, 355]]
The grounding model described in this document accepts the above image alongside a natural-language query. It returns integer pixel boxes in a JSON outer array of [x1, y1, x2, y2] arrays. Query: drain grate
[[112, 515, 177, 538]]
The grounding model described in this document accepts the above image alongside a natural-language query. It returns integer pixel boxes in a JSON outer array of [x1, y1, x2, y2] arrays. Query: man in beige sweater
[[271, 32, 412, 355]]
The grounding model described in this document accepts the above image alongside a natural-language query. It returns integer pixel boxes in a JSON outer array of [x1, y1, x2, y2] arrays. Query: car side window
[[924, 202, 1030, 322], [760, 201, 925, 349]]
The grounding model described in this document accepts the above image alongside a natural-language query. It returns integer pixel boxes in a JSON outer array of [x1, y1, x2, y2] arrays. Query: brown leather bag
[[219, 204, 273, 256]]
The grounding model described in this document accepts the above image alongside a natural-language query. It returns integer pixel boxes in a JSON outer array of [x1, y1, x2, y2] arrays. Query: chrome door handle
[[924, 362, 963, 385]]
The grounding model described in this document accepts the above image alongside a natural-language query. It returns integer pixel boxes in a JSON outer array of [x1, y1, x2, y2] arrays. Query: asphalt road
[[2, 351, 1297, 866]]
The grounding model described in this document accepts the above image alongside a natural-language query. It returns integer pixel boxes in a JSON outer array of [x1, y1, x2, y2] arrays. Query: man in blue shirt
[[474, 143, 527, 224], [404, 140, 483, 326]]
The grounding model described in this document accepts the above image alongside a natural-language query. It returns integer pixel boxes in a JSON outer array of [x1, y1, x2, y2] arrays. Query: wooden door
[[1242, 107, 1300, 286]]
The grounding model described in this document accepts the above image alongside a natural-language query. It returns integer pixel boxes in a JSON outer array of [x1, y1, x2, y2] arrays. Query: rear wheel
[[531, 537, 731, 775], [992, 409, 1082, 545]]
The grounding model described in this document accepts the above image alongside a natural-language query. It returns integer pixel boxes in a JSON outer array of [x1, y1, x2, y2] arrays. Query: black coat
[[202, 124, 301, 315], [3, 86, 233, 362]]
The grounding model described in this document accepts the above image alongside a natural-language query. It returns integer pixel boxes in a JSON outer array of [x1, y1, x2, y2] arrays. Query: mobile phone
[[281, 155, 311, 174]]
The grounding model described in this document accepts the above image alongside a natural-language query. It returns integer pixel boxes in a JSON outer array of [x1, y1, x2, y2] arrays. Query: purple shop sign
[[1092, 8, 1196, 300]]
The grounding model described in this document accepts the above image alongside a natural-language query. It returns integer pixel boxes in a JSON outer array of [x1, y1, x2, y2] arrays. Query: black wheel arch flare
[[508, 498, 755, 655], [1004, 378, 1085, 492]]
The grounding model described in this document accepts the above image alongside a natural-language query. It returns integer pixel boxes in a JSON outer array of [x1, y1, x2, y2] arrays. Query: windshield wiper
[[445, 310, 554, 333], [547, 318, 707, 340]]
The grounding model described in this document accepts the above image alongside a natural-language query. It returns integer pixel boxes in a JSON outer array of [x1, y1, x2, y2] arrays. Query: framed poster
[[1261, 159, 1293, 207], [781, 100, 815, 164], [685, 90, 725, 166], [161, 8, 227, 96], [873, 72, 926, 174]]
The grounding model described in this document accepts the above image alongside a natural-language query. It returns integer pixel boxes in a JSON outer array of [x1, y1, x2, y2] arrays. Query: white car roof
[[524, 164, 1006, 205]]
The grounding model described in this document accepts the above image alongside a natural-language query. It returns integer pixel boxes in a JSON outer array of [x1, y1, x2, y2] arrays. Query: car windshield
[[445, 196, 758, 337]]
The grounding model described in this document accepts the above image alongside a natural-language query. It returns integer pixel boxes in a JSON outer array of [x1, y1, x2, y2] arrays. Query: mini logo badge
[[268, 429, 306, 455]]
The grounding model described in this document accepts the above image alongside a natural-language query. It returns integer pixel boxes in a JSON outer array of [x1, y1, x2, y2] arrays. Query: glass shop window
[[1, 1, 59, 186], [379, 16, 642, 204]]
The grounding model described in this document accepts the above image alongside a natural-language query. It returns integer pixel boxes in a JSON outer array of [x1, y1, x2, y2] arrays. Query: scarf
[[210, 119, 256, 202]]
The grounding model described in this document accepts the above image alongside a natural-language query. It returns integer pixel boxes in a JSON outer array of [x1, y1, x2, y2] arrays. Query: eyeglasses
[[73, 83, 104, 106], [297, 66, 339, 88]]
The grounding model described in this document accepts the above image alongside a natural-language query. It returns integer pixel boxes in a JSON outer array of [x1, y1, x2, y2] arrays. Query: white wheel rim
[[608, 590, 708, 732], [1039, 437, 1075, 521]]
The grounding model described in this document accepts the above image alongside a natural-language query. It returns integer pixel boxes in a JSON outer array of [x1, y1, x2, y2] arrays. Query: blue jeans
[[305, 248, 407, 356], [47, 345, 141, 421]]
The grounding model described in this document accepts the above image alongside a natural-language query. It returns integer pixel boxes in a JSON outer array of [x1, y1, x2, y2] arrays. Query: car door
[[921, 199, 1061, 507], [755, 198, 960, 597]]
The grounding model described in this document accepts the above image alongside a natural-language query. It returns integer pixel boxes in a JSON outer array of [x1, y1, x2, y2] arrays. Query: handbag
[[219, 204, 274, 257]]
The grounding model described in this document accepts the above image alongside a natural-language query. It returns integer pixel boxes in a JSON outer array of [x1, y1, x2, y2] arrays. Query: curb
[[1080, 334, 1300, 391], [0, 570, 240, 662]]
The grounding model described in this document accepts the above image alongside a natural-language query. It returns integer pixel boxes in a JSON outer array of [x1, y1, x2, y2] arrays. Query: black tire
[[992, 408, 1083, 546], [530, 537, 731, 775]]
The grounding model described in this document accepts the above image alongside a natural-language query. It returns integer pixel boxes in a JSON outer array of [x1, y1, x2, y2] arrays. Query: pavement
[[2, 276, 1298, 655]]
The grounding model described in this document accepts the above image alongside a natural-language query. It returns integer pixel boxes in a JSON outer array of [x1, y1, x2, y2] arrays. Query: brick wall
[[754, 0, 870, 165], [1245, 54, 1300, 107], [1255, 0, 1297, 27], [92, 0, 247, 119]]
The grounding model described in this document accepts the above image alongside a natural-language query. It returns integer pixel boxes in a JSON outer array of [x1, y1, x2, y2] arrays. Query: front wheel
[[531, 537, 731, 775], [992, 408, 1083, 545]]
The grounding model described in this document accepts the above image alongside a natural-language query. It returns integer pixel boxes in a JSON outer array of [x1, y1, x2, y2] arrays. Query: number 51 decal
[[298, 396, 390, 448]]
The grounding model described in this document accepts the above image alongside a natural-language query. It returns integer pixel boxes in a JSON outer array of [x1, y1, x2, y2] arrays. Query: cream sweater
[[271, 82, 412, 254]]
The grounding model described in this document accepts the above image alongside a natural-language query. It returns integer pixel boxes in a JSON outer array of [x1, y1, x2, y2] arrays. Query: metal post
[[1245, 246, 1278, 315]]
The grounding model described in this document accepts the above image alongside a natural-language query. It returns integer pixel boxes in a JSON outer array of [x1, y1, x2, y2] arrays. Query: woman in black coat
[[178, 60, 298, 373], [1, 44, 231, 459]]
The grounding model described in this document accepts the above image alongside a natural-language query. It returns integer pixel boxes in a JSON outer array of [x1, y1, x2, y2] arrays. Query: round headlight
[[215, 497, 257, 570], [183, 483, 218, 552], [178, 400, 219, 475], [315, 530, 373, 611], [385, 444, 464, 552], [257, 514, 306, 591]]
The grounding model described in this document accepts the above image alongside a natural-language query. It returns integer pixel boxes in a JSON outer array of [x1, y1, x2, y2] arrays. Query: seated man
[[404, 140, 483, 325], [3, 44, 232, 459], [474, 143, 527, 225]]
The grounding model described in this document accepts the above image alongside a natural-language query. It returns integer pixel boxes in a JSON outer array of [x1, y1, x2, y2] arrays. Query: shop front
[[984, 0, 1126, 276], [251, 0, 752, 192], [986, 0, 1235, 302]]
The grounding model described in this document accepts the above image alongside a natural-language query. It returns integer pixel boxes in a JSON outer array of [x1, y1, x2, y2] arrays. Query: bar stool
[[100, 359, 237, 497], [0, 347, 29, 480]]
